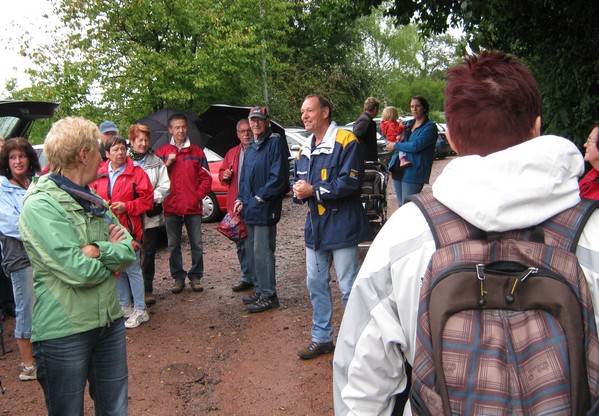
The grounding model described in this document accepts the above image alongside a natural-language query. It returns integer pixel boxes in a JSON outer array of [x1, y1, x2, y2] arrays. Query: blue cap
[[99, 121, 119, 134]]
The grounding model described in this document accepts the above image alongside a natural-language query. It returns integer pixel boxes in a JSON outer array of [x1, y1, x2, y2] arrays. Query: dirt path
[[0, 158, 452, 415]]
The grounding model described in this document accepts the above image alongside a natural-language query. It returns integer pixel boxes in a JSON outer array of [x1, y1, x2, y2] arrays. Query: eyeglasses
[[586, 139, 597, 145], [237, 129, 252, 133]]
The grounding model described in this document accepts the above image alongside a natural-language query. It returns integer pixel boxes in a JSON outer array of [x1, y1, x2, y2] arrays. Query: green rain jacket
[[18, 175, 136, 342]]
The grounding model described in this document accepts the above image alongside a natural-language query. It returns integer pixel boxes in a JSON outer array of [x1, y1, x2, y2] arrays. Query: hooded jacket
[[91, 158, 154, 243], [292, 122, 368, 250], [0, 176, 30, 273], [237, 128, 289, 225], [333, 135, 599, 416], [155, 139, 212, 216], [18, 175, 136, 342]]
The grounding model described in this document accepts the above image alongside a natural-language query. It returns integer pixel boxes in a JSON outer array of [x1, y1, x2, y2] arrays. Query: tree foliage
[[352, 0, 599, 142], [7, 0, 460, 130]]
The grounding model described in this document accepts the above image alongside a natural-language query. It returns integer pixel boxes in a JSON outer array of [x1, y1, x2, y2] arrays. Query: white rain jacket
[[333, 135, 599, 415]]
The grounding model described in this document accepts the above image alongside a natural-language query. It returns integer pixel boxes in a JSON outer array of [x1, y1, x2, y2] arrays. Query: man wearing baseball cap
[[234, 106, 289, 313], [98, 120, 119, 161]]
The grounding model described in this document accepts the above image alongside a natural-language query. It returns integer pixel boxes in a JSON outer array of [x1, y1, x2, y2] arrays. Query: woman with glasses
[[91, 135, 154, 329], [579, 123, 599, 199]]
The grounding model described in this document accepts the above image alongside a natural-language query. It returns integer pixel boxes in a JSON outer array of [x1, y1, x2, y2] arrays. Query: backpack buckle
[[476, 264, 487, 306]]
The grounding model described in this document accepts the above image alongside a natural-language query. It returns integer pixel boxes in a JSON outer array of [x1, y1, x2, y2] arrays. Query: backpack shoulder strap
[[409, 192, 599, 252], [539, 197, 599, 252], [408, 191, 486, 248]]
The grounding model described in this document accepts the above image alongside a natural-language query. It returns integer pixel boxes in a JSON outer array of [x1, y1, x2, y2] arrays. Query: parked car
[[434, 123, 453, 160], [33, 144, 48, 168], [285, 127, 310, 158], [202, 147, 227, 223], [0, 100, 59, 140], [285, 127, 311, 176]]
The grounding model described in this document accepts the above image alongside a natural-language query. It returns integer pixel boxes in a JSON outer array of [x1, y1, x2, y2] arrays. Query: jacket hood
[[432, 135, 584, 232]]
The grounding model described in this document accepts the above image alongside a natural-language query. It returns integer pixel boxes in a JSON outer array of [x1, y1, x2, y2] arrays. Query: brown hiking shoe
[[297, 341, 335, 360], [171, 280, 184, 294], [190, 279, 204, 292], [145, 293, 156, 305]]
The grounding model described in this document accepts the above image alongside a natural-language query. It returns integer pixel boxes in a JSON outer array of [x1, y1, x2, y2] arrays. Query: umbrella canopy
[[197, 105, 289, 160], [136, 108, 212, 151], [137, 105, 289, 161]]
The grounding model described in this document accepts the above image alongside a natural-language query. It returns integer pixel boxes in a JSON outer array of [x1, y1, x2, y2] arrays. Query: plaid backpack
[[408, 192, 599, 416]]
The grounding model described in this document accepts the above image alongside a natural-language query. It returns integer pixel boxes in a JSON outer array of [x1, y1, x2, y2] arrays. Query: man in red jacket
[[219, 119, 254, 292], [156, 114, 212, 294]]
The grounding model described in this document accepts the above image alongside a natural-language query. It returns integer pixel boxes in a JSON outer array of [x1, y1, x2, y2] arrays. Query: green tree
[[12, 0, 293, 127], [351, 0, 599, 142], [350, 9, 459, 117], [269, 0, 375, 125]]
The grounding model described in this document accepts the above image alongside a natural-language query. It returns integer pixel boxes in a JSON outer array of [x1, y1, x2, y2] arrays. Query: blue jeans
[[117, 251, 146, 310], [247, 224, 277, 297], [11, 265, 34, 339], [392, 179, 424, 206], [33, 319, 128, 416], [165, 214, 204, 281], [306, 246, 360, 343], [236, 237, 254, 284]]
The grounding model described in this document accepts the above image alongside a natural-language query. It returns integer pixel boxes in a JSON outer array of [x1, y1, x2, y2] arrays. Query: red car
[[202, 147, 227, 223]]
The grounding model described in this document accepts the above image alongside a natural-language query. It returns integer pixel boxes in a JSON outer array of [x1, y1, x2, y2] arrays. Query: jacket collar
[[302, 122, 339, 158]]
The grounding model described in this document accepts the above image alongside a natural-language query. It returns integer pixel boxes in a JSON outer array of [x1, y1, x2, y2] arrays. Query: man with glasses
[[156, 113, 212, 294], [234, 106, 289, 313], [219, 119, 254, 292]]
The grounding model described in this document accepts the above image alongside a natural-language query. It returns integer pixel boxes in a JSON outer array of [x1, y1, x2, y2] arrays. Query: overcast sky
[[0, 0, 56, 97]]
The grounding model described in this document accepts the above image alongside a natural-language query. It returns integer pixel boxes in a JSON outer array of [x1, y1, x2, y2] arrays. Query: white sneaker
[[125, 309, 149, 329], [19, 363, 37, 381], [121, 305, 133, 319]]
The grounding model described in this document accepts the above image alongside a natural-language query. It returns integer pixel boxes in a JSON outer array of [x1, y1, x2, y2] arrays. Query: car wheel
[[202, 192, 222, 223]]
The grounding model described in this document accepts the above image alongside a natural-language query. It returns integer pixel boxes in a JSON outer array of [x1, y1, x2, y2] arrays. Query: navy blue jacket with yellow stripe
[[292, 122, 368, 250]]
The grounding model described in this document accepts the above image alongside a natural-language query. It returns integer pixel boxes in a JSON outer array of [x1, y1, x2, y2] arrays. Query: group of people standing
[[0, 112, 215, 414], [6, 55, 599, 415], [352, 94, 440, 207]]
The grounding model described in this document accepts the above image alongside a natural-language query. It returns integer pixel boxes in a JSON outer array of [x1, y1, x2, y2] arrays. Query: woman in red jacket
[[580, 123, 599, 200], [91, 136, 154, 328]]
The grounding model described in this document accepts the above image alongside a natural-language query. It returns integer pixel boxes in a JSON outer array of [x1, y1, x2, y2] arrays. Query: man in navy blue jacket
[[292, 95, 368, 359], [234, 106, 289, 313]]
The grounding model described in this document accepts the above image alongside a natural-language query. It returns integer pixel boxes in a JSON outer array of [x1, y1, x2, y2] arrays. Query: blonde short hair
[[45, 117, 100, 174], [381, 106, 399, 122]]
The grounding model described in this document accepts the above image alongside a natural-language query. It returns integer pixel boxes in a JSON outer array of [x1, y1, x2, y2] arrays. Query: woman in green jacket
[[18, 117, 136, 416]]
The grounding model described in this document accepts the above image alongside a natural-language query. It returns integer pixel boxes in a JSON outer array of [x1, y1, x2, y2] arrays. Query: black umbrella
[[136, 108, 212, 151], [138, 105, 289, 161], [197, 104, 289, 160]]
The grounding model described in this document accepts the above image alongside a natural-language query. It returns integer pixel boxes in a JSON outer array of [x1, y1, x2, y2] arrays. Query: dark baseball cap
[[248, 106, 269, 120]]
